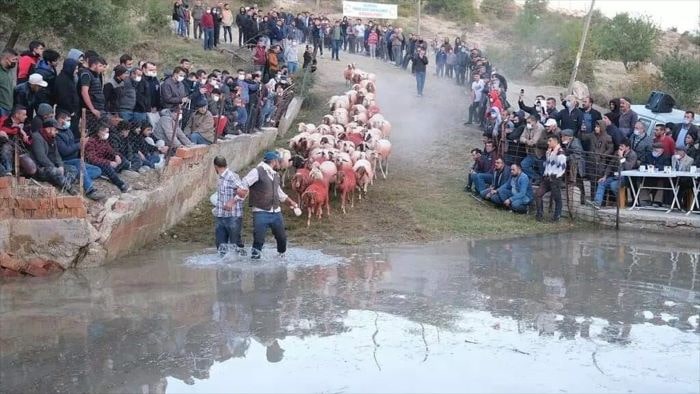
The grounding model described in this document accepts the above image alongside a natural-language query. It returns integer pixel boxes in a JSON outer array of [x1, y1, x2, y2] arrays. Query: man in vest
[[239, 150, 299, 260]]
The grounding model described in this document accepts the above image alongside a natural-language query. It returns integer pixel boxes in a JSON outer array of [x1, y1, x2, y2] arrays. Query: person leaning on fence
[[535, 135, 566, 222], [590, 138, 638, 209]]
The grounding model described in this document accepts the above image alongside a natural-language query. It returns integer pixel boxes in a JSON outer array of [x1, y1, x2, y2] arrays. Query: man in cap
[[184, 97, 215, 145], [30, 118, 78, 194], [238, 150, 299, 260], [13, 73, 50, 120], [212, 156, 246, 256]]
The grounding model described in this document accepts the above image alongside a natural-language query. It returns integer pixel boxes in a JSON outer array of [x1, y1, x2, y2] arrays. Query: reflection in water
[[0, 232, 698, 393]]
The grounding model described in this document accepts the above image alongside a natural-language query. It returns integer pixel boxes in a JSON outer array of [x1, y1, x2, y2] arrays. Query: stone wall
[[0, 129, 278, 273]]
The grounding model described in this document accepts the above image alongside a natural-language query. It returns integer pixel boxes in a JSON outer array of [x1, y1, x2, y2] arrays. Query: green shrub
[[661, 51, 700, 109], [479, 0, 516, 19], [594, 13, 658, 71], [139, 0, 171, 36], [424, 0, 477, 23]]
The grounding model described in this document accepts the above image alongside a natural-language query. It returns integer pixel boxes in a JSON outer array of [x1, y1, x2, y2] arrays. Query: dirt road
[[165, 52, 575, 248]]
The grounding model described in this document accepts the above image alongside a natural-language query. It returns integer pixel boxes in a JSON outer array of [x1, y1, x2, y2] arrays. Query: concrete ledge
[[0, 129, 278, 269]]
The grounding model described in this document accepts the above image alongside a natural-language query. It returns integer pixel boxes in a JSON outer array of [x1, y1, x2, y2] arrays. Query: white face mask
[[63, 121, 71, 130], [633, 129, 642, 136], [176, 75, 185, 82], [147, 71, 157, 77], [526, 123, 533, 130], [101, 132, 110, 140], [133, 76, 142, 83], [238, 74, 245, 80], [212, 95, 220, 102], [211, 81, 219, 88], [652, 150, 663, 158], [684, 118, 692, 125], [673, 154, 681, 160]]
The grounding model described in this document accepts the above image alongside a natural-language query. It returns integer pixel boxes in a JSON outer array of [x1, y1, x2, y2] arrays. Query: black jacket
[[672, 123, 699, 144], [55, 59, 80, 115], [56, 127, 80, 161], [554, 107, 584, 135], [412, 53, 428, 73], [31, 132, 63, 169]]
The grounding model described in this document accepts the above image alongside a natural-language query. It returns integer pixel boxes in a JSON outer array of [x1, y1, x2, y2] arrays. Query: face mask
[[526, 123, 532, 130], [212, 95, 220, 102], [673, 154, 681, 160], [133, 76, 142, 83], [62, 121, 71, 130], [176, 75, 185, 82], [101, 132, 110, 140], [211, 81, 219, 88], [633, 129, 642, 136], [148, 71, 157, 77], [238, 74, 245, 80], [684, 119, 692, 125], [652, 150, 663, 158]]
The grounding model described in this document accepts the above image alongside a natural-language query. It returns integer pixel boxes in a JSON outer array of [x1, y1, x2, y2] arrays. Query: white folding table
[[621, 170, 684, 213]]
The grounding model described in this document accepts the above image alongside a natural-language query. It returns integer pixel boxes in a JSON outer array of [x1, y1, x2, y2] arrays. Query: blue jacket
[[503, 172, 533, 202], [56, 126, 81, 161]]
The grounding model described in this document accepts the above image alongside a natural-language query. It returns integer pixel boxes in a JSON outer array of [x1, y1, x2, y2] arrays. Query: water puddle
[[1, 230, 699, 393]]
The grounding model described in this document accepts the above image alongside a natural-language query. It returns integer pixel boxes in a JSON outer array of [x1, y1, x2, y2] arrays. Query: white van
[[632, 105, 700, 135]]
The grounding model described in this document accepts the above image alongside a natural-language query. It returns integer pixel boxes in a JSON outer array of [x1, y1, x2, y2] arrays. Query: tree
[[479, 0, 516, 19], [661, 51, 700, 109], [1, 0, 138, 51], [596, 13, 658, 71], [424, 0, 477, 22]]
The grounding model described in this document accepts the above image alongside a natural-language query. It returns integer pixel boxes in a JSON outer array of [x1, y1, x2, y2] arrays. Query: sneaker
[[250, 248, 261, 260], [237, 247, 247, 257], [278, 253, 286, 260], [85, 188, 105, 201], [463, 185, 471, 193], [119, 183, 131, 193], [585, 200, 601, 210]]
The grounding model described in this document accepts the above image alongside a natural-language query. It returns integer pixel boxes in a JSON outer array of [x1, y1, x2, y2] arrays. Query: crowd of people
[[457, 37, 700, 220], [0, 13, 311, 201]]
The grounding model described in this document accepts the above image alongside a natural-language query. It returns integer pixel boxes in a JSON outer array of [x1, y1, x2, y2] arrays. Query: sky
[[516, 0, 700, 33]]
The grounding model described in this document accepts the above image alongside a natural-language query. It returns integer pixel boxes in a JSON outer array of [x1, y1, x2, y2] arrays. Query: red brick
[[175, 147, 194, 159], [168, 156, 184, 168], [71, 207, 87, 218], [38, 198, 53, 210], [55, 197, 64, 209], [61, 196, 84, 209], [0, 176, 12, 189], [0, 208, 11, 219], [32, 208, 52, 219], [17, 177, 28, 185], [16, 198, 38, 210], [55, 208, 72, 219], [0, 188, 11, 198], [0, 252, 23, 272], [12, 208, 24, 219]]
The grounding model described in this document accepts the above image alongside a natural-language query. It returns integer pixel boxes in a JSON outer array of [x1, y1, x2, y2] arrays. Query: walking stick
[[13, 139, 19, 183], [79, 108, 87, 194], [213, 96, 225, 143]]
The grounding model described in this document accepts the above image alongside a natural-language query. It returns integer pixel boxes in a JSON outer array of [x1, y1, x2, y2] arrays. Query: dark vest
[[80, 69, 105, 111], [249, 166, 280, 210]]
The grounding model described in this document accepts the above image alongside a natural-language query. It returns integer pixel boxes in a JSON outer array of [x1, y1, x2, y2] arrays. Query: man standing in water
[[412, 47, 428, 97], [212, 156, 246, 256], [238, 151, 300, 260]]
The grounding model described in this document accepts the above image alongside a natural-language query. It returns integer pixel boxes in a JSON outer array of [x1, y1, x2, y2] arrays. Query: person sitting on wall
[[85, 122, 130, 193]]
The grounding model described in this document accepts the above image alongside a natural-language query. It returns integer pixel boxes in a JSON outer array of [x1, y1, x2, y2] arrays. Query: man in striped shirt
[[535, 135, 567, 222], [212, 156, 246, 255]]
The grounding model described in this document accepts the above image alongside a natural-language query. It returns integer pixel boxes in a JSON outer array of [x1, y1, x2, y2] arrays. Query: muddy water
[[1, 231, 699, 393]]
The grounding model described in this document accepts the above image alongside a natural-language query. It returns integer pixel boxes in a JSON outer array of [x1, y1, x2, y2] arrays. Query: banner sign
[[342, 1, 398, 19]]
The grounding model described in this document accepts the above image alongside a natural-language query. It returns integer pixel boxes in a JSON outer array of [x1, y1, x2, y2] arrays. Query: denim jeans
[[415, 71, 426, 96], [331, 39, 341, 60], [120, 111, 149, 124], [215, 216, 243, 249], [189, 132, 212, 145], [287, 61, 299, 74], [63, 159, 102, 192], [94, 162, 127, 189], [474, 173, 493, 194], [204, 28, 214, 50], [142, 153, 161, 168], [521, 154, 543, 183], [594, 176, 620, 205], [252, 211, 287, 254]]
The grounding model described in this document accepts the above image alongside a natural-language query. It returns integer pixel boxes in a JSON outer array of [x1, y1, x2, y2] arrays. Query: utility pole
[[316, 0, 320, 12], [568, 0, 595, 92], [417, 0, 422, 36]]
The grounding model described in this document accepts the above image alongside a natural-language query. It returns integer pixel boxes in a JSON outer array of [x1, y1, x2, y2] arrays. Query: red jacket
[[654, 134, 676, 156], [85, 137, 117, 167], [200, 13, 214, 28], [17, 53, 39, 82], [0, 116, 30, 144], [253, 46, 267, 66]]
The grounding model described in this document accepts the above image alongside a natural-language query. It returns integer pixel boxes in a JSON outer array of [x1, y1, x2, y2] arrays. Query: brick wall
[[0, 176, 87, 220]]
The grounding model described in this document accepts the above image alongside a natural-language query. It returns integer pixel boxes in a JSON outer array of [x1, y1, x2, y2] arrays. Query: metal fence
[[483, 135, 625, 227]]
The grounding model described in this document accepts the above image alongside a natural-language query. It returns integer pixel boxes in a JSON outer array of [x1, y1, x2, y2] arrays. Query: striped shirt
[[213, 168, 244, 218], [544, 147, 567, 178]]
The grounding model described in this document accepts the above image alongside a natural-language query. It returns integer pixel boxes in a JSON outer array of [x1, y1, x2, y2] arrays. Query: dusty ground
[[162, 51, 579, 249]]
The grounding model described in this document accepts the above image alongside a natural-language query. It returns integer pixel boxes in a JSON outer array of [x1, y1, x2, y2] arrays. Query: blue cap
[[263, 151, 280, 161]]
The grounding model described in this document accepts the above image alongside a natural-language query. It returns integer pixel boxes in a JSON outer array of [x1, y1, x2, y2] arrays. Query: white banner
[[342, 1, 398, 19]]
